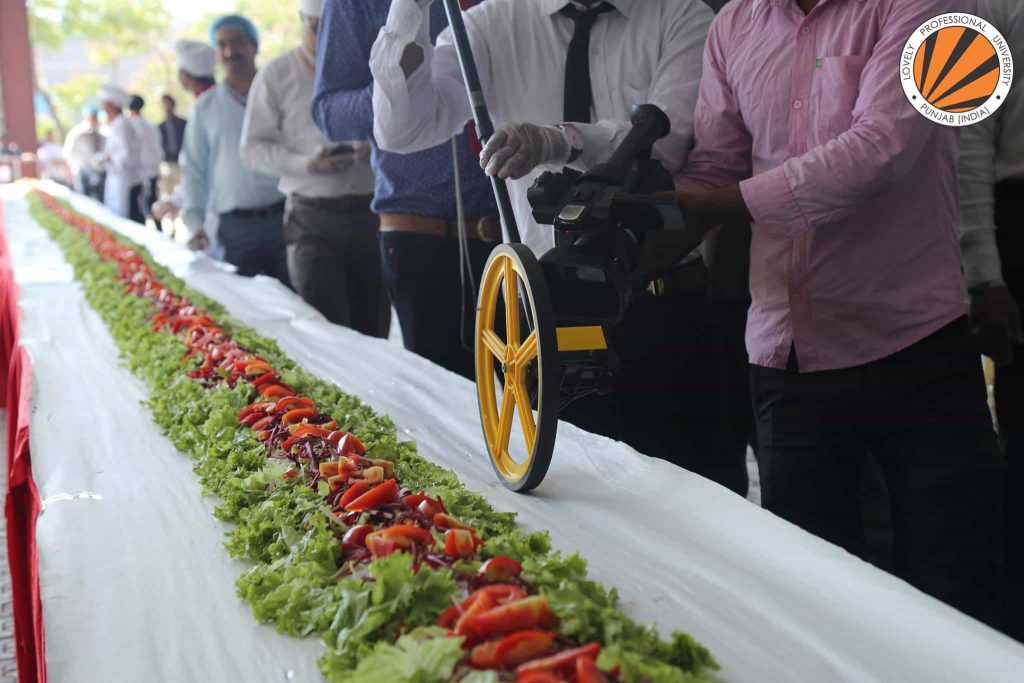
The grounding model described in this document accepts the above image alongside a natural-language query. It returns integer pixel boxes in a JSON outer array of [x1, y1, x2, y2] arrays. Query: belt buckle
[[476, 216, 501, 243]]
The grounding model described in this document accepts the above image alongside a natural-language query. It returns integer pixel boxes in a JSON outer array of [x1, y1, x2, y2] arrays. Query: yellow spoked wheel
[[475, 244, 558, 492]]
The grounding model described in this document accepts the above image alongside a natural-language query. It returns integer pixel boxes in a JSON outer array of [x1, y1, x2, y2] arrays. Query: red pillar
[[0, 0, 38, 161]]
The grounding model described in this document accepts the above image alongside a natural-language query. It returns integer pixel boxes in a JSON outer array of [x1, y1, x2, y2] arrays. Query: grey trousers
[[284, 194, 389, 338], [217, 205, 290, 286]]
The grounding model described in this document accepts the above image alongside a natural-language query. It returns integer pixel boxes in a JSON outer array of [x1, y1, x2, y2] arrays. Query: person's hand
[[307, 145, 358, 175], [970, 284, 1023, 365], [480, 122, 571, 180], [186, 230, 210, 252], [152, 200, 179, 221]]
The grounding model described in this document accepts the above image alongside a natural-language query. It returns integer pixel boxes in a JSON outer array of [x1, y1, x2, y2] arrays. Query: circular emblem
[[901, 13, 1013, 126]]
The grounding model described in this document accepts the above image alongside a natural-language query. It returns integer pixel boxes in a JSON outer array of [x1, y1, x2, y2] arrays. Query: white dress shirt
[[370, 0, 712, 255], [62, 120, 104, 177], [129, 114, 164, 181], [241, 47, 374, 199], [101, 114, 142, 217], [959, 0, 1022, 289]]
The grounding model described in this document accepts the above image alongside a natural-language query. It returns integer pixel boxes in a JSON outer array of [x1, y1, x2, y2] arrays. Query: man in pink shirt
[[673, 0, 1003, 624]]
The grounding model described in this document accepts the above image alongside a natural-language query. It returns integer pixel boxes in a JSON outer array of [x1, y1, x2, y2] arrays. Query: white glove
[[479, 122, 571, 180]]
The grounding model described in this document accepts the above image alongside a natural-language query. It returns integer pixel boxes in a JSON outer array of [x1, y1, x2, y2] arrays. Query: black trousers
[[751, 318, 1004, 625], [127, 184, 145, 224], [217, 206, 290, 287], [284, 195, 389, 338], [379, 231, 494, 379], [995, 180, 1024, 640], [560, 261, 750, 495]]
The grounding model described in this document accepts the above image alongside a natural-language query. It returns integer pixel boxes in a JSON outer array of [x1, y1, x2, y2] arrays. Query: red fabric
[[0, 198, 46, 683]]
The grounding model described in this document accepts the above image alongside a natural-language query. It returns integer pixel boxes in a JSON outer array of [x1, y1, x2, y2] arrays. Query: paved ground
[[0, 412, 19, 682]]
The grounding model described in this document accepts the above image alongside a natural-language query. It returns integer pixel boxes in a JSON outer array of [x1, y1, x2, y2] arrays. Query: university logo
[[901, 13, 1013, 126]]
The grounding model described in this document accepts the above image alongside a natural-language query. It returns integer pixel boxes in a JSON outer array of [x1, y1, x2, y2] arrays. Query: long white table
[[5, 182, 1024, 682]]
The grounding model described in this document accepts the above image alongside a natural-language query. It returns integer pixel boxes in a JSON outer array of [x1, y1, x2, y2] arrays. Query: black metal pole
[[441, 0, 521, 244]]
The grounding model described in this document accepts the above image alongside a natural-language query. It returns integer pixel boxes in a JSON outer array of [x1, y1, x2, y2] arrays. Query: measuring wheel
[[475, 244, 559, 492]]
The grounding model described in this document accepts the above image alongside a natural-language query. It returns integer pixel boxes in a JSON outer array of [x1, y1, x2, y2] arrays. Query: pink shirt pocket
[[811, 55, 871, 140]]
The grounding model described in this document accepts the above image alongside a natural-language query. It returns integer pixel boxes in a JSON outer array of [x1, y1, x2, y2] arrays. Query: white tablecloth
[[5, 182, 1024, 683]]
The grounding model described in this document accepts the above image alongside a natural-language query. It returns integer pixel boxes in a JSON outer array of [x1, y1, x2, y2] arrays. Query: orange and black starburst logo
[[901, 13, 1013, 126]]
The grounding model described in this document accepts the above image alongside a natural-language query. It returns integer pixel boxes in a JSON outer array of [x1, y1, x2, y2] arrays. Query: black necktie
[[560, 2, 614, 123]]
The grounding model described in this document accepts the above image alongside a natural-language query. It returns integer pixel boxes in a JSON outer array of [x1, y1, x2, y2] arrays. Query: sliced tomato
[[471, 584, 529, 605], [403, 493, 429, 508], [516, 643, 601, 675], [251, 371, 277, 387], [237, 401, 274, 420], [244, 361, 274, 376], [256, 430, 271, 441], [281, 436, 300, 453], [327, 474, 350, 492], [290, 424, 332, 440], [461, 596, 556, 641], [327, 430, 350, 449], [335, 433, 367, 456], [250, 415, 274, 431], [433, 513, 474, 531], [259, 384, 293, 399], [478, 556, 523, 582], [344, 478, 399, 511], [575, 656, 609, 683], [469, 640, 502, 669], [342, 524, 374, 551], [438, 604, 461, 629], [240, 412, 263, 427], [494, 631, 557, 669], [338, 481, 371, 509], [281, 408, 317, 426], [273, 396, 307, 413], [515, 672, 563, 683], [364, 524, 433, 557], [444, 529, 482, 559], [417, 498, 443, 518], [319, 461, 341, 478], [320, 419, 338, 431], [454, 592, 497, 640]]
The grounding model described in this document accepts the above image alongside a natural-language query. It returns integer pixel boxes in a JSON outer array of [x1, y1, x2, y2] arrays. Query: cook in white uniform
[[95, 83, 144, 221]]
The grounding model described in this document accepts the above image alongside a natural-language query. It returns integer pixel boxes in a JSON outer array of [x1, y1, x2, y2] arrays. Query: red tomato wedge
[[478, 556, 523, 582], [335, 433, 367, 456], [471, 584, 529, 605], [433, 513, 474, 531], [259, 384, 293, 399], [365, 524, 434, 557], [454, 592, 497, 640], [342, 524, 374, 551], [290, 424, 332, 440], [517, 643, 601, 675], [494, 631, 557, 668], [444, 529, 482, 559], [417, 498, 443, 518], [281, 408, 317, 426], [250, 415, 274, 431], [344, 478, 399, 511], [273, 396, 308, 413], [461, 596, 557, 640], [338, 482, 371, 509], [515, 672, 564, 683], [575, 656, 610, 683], [470, 640, 502, 669]]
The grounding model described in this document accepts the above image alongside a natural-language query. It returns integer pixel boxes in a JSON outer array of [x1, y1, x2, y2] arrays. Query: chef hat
[[98, 83, 130, 109], [209, 14, 260, 46], [173, 39, 217, 79], [299, 0, 324, 17]]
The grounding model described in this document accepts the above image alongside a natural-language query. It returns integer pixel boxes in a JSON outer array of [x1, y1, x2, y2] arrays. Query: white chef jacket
[[370, 0, 712, 255], [101, 114, 142, 218], [958, 0, 1022, 288], [62, 120, 105, 178], [241, 47, 375, 199], [130, 114, 164, 181]]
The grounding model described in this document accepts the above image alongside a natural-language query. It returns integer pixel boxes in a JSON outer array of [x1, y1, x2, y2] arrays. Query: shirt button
[[801, 26, 810, 35], [793, 99, 803, 109]]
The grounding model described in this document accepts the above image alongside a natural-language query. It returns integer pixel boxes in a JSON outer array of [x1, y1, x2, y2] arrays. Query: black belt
[[225, 200, 285, 218], [644, 260, 707, 298], [291, 193, 373, 212]]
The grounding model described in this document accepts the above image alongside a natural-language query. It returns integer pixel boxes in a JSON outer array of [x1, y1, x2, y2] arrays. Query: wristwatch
[[556, 124, 585, 164]]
